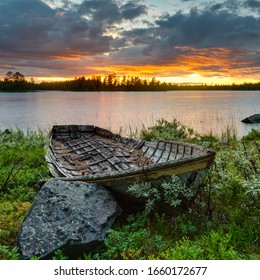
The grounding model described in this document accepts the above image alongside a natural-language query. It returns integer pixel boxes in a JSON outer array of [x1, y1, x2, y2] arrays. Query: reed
[[220, 123, 238, 144]]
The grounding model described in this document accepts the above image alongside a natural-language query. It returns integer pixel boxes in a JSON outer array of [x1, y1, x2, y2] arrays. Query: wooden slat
[[182, 145, 186, 157], [166, 143, 173, 161], [174, 144, 179, 159], [156, 141, 166, 163], [159, 142, 171, 162]]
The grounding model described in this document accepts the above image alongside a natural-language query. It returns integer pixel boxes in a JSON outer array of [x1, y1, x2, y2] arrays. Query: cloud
[[244, 0, 260, 8], [0, 0, 114, 58], [77, 0, 122, 27], [243, 0, 260, 14], [120, 1, 147, 20], [158, 10, 260, 49], [123, 7, 260, 61], [112, 4, 260, 80], [209, 3, 223, 11], [77, 0, 147, 35], [0, 0, 259, 81], [0, 0, 147, 76]]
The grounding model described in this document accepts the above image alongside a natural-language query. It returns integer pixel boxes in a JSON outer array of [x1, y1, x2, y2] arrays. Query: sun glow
[[36, 77, 74, 82], [32, 46, 259, 85]]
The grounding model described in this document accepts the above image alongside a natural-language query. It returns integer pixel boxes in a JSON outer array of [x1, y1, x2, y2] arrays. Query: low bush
[[139, 118, 198, 142], [0, 130, 50, 259]]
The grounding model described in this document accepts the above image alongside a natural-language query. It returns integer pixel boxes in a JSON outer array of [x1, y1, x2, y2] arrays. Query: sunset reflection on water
[[0, 91, 259, 137]]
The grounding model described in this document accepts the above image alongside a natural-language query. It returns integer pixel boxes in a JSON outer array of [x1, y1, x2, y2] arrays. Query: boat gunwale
[[46, 152, 214, 182]]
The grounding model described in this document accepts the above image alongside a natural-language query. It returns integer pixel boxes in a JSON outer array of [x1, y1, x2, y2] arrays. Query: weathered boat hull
[[45, 125, 215, 199]]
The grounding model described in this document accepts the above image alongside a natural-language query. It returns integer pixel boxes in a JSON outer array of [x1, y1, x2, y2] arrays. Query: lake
[[0, 90, 259, 137]]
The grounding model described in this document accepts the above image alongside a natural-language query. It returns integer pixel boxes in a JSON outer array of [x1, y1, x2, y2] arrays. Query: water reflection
[[0, 91, 259, 137]]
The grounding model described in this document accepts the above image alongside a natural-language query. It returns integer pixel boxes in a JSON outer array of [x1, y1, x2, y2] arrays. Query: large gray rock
[[241, 114, 260, 123], [17, 179, 121, 259]]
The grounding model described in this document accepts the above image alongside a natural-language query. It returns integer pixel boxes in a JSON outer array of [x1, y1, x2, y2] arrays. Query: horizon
[[1, 71, 260, 87], [8, 74, 260, 85], [0, 0, 260, 84]]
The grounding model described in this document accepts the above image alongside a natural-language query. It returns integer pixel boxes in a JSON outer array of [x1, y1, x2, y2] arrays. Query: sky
[[0, 0, 260, 84]]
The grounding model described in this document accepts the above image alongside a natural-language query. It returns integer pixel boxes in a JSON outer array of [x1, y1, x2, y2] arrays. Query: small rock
[[17, 179, 121, 259]]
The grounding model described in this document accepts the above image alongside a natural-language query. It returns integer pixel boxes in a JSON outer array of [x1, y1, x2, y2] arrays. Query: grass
[[0, 120, 259, 260], [0, 129, 50, 259]]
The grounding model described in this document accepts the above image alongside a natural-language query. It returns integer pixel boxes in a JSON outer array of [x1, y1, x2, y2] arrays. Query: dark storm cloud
[[120, 1, 147, 20], [78, 0, 122, 26], [0, 0, 147, 74], [209, 3, 223, 11], [79, 0, 147, 21], [122, 7, 260, 62], [77, 0, 147, 33], [244, 0, 260, 8], [0, 0, 120, 58], [244, 0, 260, 13], [156, 10, 260, 49]]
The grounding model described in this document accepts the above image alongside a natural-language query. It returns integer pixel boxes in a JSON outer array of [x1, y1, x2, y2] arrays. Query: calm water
[[0, 91, 259, 137]]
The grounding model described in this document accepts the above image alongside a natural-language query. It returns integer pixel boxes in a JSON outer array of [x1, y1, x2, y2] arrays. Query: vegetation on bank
[[0, 121, 259, 260], [1, 71, 260, 92], [0, 131, 50, 259]]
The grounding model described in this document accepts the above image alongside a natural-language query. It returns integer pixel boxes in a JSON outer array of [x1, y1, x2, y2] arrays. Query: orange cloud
[[50, 50, 84, 61], [31, 46, 259, 85], [50, 55, 81, 61], [173, 46, 259, 79], [87, 47, 259, 84], [89, 64, 184, 76]]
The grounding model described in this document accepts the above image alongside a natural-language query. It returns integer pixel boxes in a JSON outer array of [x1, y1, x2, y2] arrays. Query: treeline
[[0, 72, 170, 91], [0, 71, 260, 91], [37, 75, 167, 91]]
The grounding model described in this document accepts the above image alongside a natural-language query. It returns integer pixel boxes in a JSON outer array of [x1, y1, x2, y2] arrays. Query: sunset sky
[[0, 0, 260, 84]]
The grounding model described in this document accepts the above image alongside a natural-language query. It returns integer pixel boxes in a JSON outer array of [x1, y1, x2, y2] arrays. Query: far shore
[[1, 73, 260, 92]]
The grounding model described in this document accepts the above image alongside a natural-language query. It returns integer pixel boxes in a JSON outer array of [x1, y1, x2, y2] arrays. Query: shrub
[[0, 246, 19, 260], [159, 231, 242, 260], [0, 201, 31, 246], [139, 118, 197, 142], [0, 130, 49, 198], [128, 175, 195, 213], [244, 128, 260, 141], [0, 130, 50, 259]]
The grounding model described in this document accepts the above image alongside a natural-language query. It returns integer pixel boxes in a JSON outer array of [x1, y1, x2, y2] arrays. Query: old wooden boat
[[45, 125, 215, 198]]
